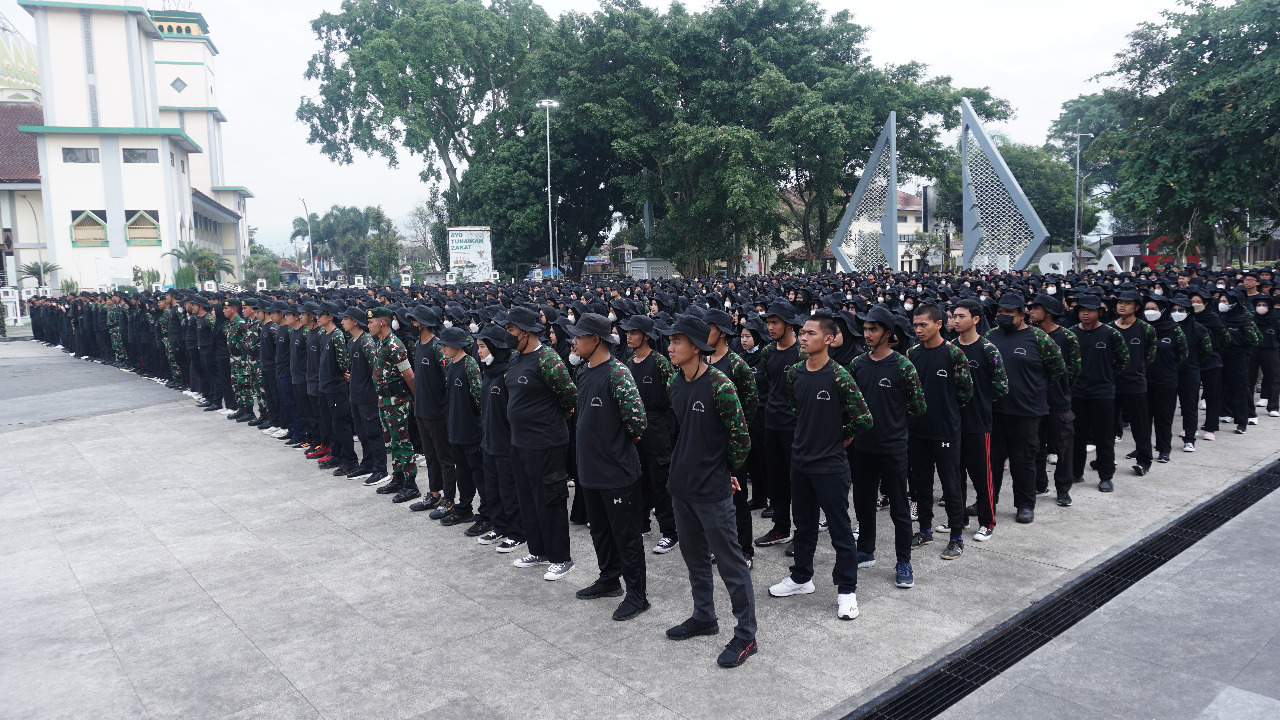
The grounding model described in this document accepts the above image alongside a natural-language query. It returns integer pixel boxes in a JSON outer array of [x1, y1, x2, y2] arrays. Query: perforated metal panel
[[830, 113, 897, 272], [960, 99, 1048, 271]]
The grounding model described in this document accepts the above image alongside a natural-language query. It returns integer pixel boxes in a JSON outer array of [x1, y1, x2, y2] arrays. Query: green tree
[[241, 238, 282, 287], [163, 241, 234, 283], [19, 260, 60, 286], [364, 206, 403, 283], [1097, 0, 1280, 254]]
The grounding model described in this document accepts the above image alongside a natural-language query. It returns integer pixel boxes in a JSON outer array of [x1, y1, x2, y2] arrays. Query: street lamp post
[[536, 99, 559, 276], [299, 198, 314, 282], [1073, 120, 1095, 271], [18, 193, 43, 286]]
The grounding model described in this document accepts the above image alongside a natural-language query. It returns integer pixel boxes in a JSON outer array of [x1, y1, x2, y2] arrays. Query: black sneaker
[[666, 617, 719, 641], [376, 472, 403, 494], [391, 486, 421, 503], [965, 504, 977, 517], [747, 498, 768, 511], [1133, 464, 1148, 476], [761, 506, 775, 519], [346, 468, 373, 481], [440, 508, 474, 527], [753, 529, 790, 547], [464, 520, 491, 537], [1057, 490, 1073, 507], [333, 465, 357, 477], [1157, 453, 1171, 463], [429, 500, 456, 520], [910, 531, 934, 549], [408, 495, 439, 512], [784, 541, 795, 557], [576, 580, 623, 600], [717, 636, 758, 668], [613, 598, 650, 621], [1099, 478, 1115, 492], [362, 470, 389, 487], [940, 538, 963, 560], [1015, 507, 1034, 523]]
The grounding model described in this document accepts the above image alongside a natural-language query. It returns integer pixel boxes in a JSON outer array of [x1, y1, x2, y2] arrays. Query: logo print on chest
[[692, 401, 706, 413], [816, 390, 831, 401], [590, 397, 603, 407]]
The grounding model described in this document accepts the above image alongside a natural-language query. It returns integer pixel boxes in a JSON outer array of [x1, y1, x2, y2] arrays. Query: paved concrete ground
[[3, 340, 1279, 720], [938, 486, 1280, 720]]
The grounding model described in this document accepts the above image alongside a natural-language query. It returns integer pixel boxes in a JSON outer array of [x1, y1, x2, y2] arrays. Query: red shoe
[[316, 455, 334, 463], [306, 446, 330, 459]]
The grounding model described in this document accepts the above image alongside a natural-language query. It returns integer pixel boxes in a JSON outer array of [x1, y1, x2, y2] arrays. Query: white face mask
[[481, 354, 495, 366], [724, 300, 731, 308], [608, 311, 617, 322], [1064, 283, 1072, 289], [443, 319, 453, 328], [903, 302, 914, 311], [568, 352, 583, 366], [1152, 287, 1163, 296], [1217, 284, 1226, 290], [846, 293, 853, 300], [468, 322, 479, 333], [1257, 305, 1270, 315], [876, 296, 884, 303], [1143, 309, 1162, 322], [609, 333, 619, 345], [567, 312, 576, 323], [1171, 310, 1188, 322], [1046, 286, 1057, 295], [1218, 302, 1232, 313], [391, 318, 400, 331]]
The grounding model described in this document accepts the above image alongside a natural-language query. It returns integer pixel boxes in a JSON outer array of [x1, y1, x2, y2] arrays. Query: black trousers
[[636, 412, 676, 540], [481, 451, 520, 538], [451, 443, 482, 513], [1177, 380, 1200, 446], [764, 428, 795, 534], [1073, 397, 1116, 481], [961, 431, 996, 529], [217, 352, 236, 409], [415, 417, 456, 498], [1222, 351, 1252, 430], [1036, 408, 1076, 493], [1115, 392, 1152, 467], [200, 348, 220, 407], [790, 469, 858, 594], [277, 378, 303, 441], [353, 401, 385, 472], [744, 415, 767, 505], [991, 413, 1042, 512], [260, 367, 279, 424], [583, 482, 647, 607], [732, 485, 753, 560], [672, 494, 756, 640], [323, 390, 356, 467], [1249, 347, 1280, 413], [315, 391, 332, 446], [1147, 385, 1178, 455], [850, 449, 911, 564], [1201, 367, 1223, 432], [511, 444, 571, 564], [908, 436, 965, 534]]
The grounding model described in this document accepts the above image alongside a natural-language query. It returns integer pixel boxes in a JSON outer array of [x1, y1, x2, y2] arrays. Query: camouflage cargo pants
[[162, 336, 182, 379], [378, 398, 416, 479], [230, 357, 252, 411], [110, 329, 124, 360]]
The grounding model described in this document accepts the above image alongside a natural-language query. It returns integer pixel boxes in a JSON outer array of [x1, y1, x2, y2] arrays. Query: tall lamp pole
[[299, 198, 314, 281], [18, 194, 43, 286], [1073, 120, 1095, 271], [537, 99, 559, 276]]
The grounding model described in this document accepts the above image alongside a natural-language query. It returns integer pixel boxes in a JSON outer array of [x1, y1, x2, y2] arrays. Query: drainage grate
[[844, 461, 1280, 720]]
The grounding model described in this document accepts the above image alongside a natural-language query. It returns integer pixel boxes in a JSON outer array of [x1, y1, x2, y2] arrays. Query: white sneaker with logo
[[837, 593, 859, 620], [769, 577, 816, 597]]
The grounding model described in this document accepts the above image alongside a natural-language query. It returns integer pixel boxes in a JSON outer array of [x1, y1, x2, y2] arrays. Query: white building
[[5, 1, 250, 291]]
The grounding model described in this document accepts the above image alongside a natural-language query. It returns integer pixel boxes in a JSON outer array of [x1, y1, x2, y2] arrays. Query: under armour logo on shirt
[[941, 441, 950, 448], [878, 378, 892, 388], [692, 401, 706, 412], [937, 369, 949, 377], [590, 397, 603, 407], [613, 498, 622, 504]]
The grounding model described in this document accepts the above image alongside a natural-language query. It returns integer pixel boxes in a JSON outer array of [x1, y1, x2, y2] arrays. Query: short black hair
[[952, 298, 982, 318], [912, 303, 943, 323], [804, 315, 837, 339]]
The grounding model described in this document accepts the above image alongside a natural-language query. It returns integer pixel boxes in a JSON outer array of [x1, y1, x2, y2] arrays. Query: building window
[[123, 148, 159, 163], [897, 215, 908, 223], [62, 148, 100, 163], [125, 211, 161, 246], [71, 211, 108, 247], [170, 152, 175, 167], [180, 159, 186, 174]]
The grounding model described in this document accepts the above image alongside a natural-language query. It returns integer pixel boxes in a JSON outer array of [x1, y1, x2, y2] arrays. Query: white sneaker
[[1199, 399, 1207, 410], [1221, 416, 1234, 424], [768, 577, 816, 597], [1086, 444, 1096, 453], [543, 560, 575, 581], [1048, 453, 1058, 465], [219, 408, 235, 415], [1257, 398, 1268, 407], [1248, 417, 1258, 425], [1203, 431, 1216, 441], [1182, 442, 1196, 452], [1270, 411, 1279, 418], [837, 592, 859, 620], [272, 428, 289, 438], [973, 526, 994, 542]]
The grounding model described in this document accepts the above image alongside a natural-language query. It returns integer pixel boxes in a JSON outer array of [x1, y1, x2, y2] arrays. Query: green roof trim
[[159, 106, 227, 122], [212, 186, 254, 198], [155, 60, 206, 67], [18, 125, 203, 154], [159, 32, 219, 55], [148, 9, 209, 33], [17, 0, 161, 36]]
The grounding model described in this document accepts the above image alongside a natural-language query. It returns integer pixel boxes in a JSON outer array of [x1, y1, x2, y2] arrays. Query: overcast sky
[[5, 0, 1182, 254]]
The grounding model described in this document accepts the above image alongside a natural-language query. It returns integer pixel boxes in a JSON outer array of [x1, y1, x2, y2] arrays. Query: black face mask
[[995, 314, 1018, 332]]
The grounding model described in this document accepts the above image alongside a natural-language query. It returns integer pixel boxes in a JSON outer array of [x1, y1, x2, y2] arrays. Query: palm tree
[[164, 240, 236, 282], [20, 260, 60, 286], [291, 213, 320, 273], [162, 240, 209, 266]]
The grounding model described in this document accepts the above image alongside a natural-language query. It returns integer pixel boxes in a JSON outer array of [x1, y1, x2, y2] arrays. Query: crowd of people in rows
[[26, 262, 1280, 668]]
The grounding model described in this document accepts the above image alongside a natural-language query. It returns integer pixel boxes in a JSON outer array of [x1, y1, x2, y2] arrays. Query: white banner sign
[[448, 227, 494, 281]]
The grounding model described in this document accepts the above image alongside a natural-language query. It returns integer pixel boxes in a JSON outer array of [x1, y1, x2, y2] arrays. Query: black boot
[[392, 475, 421, 503], [376, 471, 404, 495], [236, 412, 255, 423]]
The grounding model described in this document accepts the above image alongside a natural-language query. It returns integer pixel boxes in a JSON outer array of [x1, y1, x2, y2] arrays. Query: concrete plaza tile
[[1024, 643, 1225, 720], [0, 594, 111, 662], [1232, 635, 1280, 702], [219, 688, 323, 720], [295, 654, 472, 720], [464, 655, 682, 720], [976, 684, 1119, 720], [0, 646, 147, 720]]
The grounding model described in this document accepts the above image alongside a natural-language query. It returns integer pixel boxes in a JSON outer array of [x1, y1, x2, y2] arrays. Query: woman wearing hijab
[[1141, 295, 1188, 463], [1218, 288, 1262, 435], [1189, 289, 1226, 440]]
